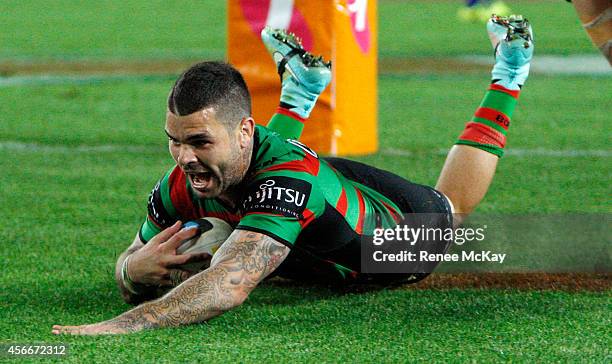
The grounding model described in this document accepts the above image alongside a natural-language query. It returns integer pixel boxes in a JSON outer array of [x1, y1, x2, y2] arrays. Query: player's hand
[[52, 322, 126, 336], [127, 221, 210, 287]]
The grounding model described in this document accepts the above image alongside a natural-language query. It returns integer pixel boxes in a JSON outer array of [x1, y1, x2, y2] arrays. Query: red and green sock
[[266, 106, 306, 140], [456, 83, 520, 157]]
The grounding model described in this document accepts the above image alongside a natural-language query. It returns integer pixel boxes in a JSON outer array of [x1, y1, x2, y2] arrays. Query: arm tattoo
[[106, 230, 289, 332]]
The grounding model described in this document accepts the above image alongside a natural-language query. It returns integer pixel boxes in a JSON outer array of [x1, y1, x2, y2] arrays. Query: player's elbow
[[232, 290, 250, 307], [214, 273, 253, 311], [209, 286, 249, 313], [230, 281, 256, 307]]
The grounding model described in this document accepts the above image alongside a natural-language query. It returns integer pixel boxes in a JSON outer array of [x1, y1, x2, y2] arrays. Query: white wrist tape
[[121, 255, 140, 295]]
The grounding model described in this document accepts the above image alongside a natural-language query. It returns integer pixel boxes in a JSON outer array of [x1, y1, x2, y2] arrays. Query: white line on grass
[[460, 55, 611, 75], [381, 147, 612, 158], [1, 141, 609, 158], [2, 56, 609, 88], [0, 74, 174, 87], [0, 141, 162, 154]]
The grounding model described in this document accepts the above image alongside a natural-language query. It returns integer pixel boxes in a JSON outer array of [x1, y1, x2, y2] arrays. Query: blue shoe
[[261, 26, 332, 118], [487, 15, 534, 90]]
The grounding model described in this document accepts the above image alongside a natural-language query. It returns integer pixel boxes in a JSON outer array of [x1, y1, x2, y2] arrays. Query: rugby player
[[52, 15, 534, 335]]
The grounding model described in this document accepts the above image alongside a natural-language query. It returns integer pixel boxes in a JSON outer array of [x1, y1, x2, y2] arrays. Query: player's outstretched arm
[[52, 230, 289, 335]]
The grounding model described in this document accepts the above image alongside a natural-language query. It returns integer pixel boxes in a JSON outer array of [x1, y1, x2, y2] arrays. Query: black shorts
[[275, 158, 453, 285], [324, 158, 453, 216]]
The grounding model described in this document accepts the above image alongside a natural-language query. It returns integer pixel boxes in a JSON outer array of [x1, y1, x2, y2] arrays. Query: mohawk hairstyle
[[168, 61, 252, 128]]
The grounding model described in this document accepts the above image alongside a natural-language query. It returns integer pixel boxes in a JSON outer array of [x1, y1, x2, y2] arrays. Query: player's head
[[167, 61, 252, 128], [165, 61, 256, 199]]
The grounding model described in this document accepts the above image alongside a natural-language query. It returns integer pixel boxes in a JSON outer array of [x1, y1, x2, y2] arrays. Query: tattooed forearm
[[104, 230, 289, 332]]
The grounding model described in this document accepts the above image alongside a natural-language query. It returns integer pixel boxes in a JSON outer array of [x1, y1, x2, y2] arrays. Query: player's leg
[[436, 15, 534, 224], [571, 0, 611, 64], [260, 27, 332, 140]]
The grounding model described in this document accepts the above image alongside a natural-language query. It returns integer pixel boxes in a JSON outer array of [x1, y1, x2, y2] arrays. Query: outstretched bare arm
[[52, 229, 289, 335]]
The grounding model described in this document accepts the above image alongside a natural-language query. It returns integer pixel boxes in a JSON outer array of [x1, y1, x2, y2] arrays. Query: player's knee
[[441, 193, 476, 227]]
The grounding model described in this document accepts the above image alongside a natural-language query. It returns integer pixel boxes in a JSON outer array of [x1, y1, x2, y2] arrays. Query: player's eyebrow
[[165, 129, 212, 142], [164, 129, 177, 140]]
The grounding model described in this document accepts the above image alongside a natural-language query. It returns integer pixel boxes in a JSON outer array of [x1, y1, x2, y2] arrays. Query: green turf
[[0, 0, 227, 60], [0, 1, 597, 61], [2, 273, 610, 362], [378, 0, 598, 57], [1, 0, 610, 362]]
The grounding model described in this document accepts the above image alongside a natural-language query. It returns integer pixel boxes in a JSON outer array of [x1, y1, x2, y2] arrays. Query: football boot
[[487, 14, 534, 90], [261, 26, 332, 118]]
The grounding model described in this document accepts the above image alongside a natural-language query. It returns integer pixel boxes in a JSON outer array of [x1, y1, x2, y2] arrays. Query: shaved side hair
[[168, 61, 252, 129]]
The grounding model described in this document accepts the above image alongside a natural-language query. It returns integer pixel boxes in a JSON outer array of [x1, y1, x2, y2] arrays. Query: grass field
[[1, 0, 610, 362]]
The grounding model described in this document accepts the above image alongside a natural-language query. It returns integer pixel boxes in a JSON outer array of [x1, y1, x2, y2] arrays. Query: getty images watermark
[[360, 213, 507, 274], [362, 213, 611, 274], [371, 224, 506, 263]]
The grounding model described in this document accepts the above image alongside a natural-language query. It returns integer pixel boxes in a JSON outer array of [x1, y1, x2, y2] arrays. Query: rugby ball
[[177, 217, 233, 272]]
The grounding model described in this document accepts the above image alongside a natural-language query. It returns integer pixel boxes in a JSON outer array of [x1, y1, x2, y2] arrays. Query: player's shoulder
[[242, 127, 325, 215], [254, 125, 321, 177]]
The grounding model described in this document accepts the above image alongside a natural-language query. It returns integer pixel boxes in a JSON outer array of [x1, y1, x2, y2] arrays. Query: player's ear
[[237, 117, 255, 148]]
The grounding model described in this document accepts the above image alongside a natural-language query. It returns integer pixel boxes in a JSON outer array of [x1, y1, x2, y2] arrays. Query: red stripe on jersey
[[355, 188, 366, 234], [459, 122, 506, 148], [299, 208, 315, 228], [261, 153, 320, 175], [488, 83, 520, 99], [474, 107, 510, 130], [276, 107, 306, 123], [168, 167, 199, 221], [336, 187, 348, 216], [381, 201, 402, 224]]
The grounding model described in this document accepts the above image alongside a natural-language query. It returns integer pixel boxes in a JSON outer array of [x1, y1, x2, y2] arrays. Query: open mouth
[[187, 172, 214, 191]]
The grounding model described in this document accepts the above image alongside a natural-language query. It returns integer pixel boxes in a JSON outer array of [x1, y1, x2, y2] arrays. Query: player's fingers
[[161, 225, 199, 250], [52, 325, 79, 335], [149, 221, 182, 246]]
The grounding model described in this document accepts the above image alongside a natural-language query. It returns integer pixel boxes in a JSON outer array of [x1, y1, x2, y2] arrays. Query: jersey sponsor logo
[[241, 176, 311, 219]]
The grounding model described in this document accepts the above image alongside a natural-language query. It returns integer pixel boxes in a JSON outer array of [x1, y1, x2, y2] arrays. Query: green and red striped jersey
[[140, 125, 402, 273]]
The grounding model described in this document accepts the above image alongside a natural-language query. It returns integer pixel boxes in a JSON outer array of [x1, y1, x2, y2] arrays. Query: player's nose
[[177, 144, 198, 165]]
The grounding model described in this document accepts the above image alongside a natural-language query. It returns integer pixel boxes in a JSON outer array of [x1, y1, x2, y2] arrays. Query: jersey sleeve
[[139, 170, 180, 243], [235, 173, 324, 246]]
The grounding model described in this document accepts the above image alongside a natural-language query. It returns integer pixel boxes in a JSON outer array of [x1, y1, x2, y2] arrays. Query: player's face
[[165, 108, 253, 199]]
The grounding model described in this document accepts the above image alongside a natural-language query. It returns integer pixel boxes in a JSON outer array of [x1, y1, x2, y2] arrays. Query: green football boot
[[261, 26, 332, 118], [487, 14, 534, 90]]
